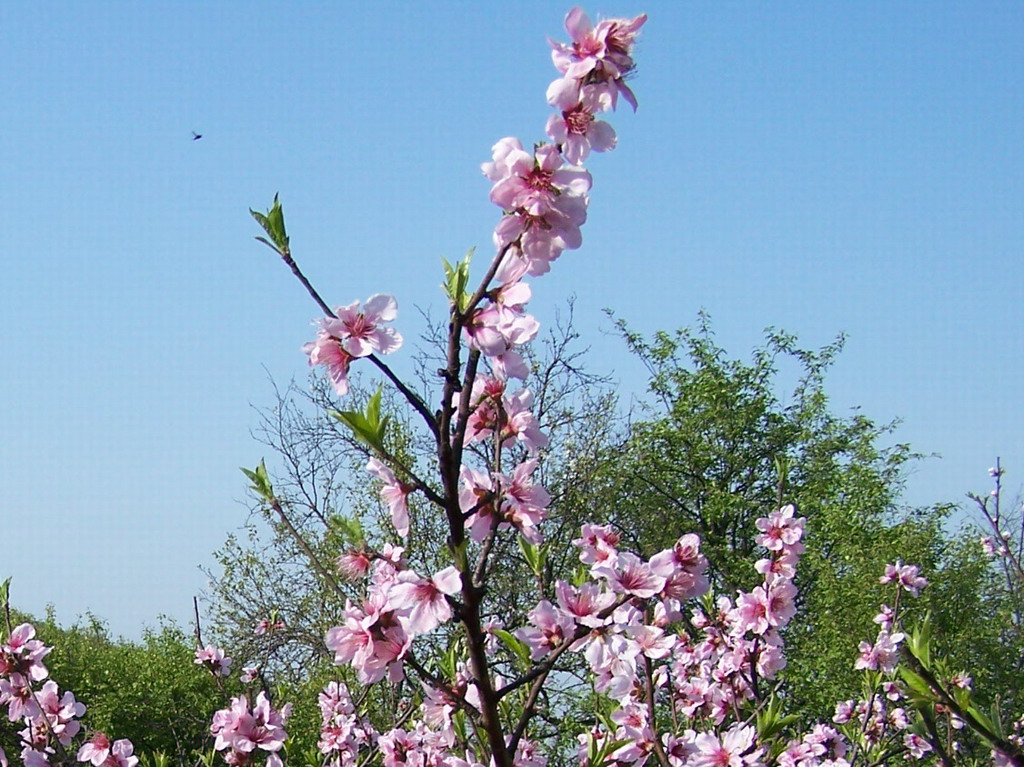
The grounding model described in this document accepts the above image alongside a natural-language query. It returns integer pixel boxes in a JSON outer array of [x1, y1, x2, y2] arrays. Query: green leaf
[[451, 539, 470, 572], [439, 639, 462, 678], [329, 386, 389, 452], [491, 629, 531, 666], [441, 248, 474, 312], [330, 410, 378, 450], [571, 564, 589, 587], [240, 459, 275, 501], [967, 704, 998, 740], [912, 611, 932, 666], [518, 538, 545, 577], [250, 193, 289, 254], [452, 709, 467, 743], [898, 666, 936, 703], [595, 738, 631, 764], [329, 515, 365, 547]]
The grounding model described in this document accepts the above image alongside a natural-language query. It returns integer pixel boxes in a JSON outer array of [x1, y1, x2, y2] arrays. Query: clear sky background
[[2, 1, 1021, 639]]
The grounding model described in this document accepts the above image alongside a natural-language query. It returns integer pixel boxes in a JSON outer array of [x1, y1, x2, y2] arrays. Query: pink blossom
[[754, 549, 799, 582], [492, 193, 587, 276], [21, 748, 50, 767], [464, 282, 539, 358], [497, 459, 551, 543], [731, 587, 773, 636], [874, 604, 895, 632], [0, 623, 51, 682], [320, 294, 403, 358], [754, 505, 805, 552], [594, 552, 666, 599], [459, 465, 499, 542], [211, 693, 288, 765], [556, 580, 614, 628], [0, 674, 40, 721], [950, 671, 973, 689], [238, 692, 289, 753], [337, 548, 373, 580], [303, 332, 353, 396], [550, 8, 645, 81], [489, 349, 530, 381], [77, 738, 137, 767], [904, 733, 932, 759], [546, 81, 617, 164], [609, 703, 654, 760], [325, 604, 375, 667], [854, 630, 904, 674], [388, 566, 462, 635], [833, 700, 855, 725], [76, 733, 111, 767], [502, 388, 549, 452], [515, 600, 575, 660], [625, 623, 675, 660], [573, 523, 621, 569], [366, 458, 414, 538], [691, 724, 763, 767], [35, 680, 85, 746], [194, 644, 232, 677], [650, 533, 710, 600], [549, 7, 648, 110], [486, 140, 591, 216], [463, 379, 548, 453], [879, 561, 928, 597], [756, 642, 787, 679], [378, 728, 419, 767], [240, 666, 259, 684], [254, 619, 284, 636], [105, 741, 138, 767]]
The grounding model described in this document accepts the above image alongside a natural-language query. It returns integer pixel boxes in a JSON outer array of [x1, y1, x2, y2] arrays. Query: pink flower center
[[346, 314, 374, 338], [526, 168, 555, 192], [574, 37, 604, 59], [565, 107, 594, 135]]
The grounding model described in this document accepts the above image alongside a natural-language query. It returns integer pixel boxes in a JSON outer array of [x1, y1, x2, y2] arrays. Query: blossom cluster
[[565, 508, 802, 767], [195, 643, 234, 677], [315, 681, 374, 767], [210, 692, 290, 767], [304, 294, 404, 397], [326, 544, 462, 684]]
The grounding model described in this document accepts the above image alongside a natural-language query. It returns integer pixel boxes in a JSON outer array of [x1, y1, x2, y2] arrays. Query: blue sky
[[2, 1, 1021, 639]]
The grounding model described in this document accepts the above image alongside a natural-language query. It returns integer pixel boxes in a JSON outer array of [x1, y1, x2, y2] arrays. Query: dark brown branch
[[644, 655, 673, 767]]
